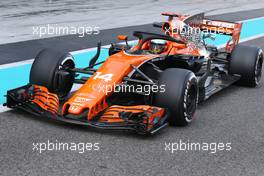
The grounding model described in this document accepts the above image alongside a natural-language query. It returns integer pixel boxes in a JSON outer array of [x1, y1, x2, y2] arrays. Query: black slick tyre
[[30, 49, 75, 98], [153, 68, 198, 126], [229, 45, 263, 87]]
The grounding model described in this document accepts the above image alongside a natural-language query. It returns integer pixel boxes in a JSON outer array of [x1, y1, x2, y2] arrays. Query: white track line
[[0, 105, 10, 113], [239, 33, 264, 43], [0, 59, 34, 69]]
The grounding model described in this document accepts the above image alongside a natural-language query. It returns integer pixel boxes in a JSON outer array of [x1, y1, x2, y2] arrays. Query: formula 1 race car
[[5, 13, 263, 135]]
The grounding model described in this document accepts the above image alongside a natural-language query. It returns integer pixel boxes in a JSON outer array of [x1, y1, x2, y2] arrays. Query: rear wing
[[160, 12, 243, 52], [201, 18, 242, 52]]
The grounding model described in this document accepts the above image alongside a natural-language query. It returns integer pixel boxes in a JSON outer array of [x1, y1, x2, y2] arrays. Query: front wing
[[5, 85, 168, 135]]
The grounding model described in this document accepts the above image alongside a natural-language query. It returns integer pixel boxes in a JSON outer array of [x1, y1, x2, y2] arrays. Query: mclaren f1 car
[[5, 13, 263, 135]]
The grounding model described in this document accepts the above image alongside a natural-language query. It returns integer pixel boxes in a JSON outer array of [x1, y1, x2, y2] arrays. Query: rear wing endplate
[[161, 12, 243, 52]]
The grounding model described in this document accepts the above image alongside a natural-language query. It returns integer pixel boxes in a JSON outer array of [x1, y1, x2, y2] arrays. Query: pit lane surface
[[1, 10, 264, 176]]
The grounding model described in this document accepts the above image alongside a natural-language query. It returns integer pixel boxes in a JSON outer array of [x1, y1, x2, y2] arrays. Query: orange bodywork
[[99, 105, 165, 131], [32, 86, 59, 114], [30, 36, 198, 120], [32, 12, 242, 121], [62, 52, 157, 120], [62, 34, 204, 120], [117, 35, 128, 41], [6, 12, 246, 134]]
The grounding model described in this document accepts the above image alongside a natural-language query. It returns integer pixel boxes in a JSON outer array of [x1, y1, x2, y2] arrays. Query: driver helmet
[[149, 39, 167, 54]]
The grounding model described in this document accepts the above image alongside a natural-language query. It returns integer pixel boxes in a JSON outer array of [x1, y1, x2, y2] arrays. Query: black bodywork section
[[109, 31, 241, 102]]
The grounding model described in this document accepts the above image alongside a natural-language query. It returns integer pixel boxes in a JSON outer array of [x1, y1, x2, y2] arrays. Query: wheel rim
[[55, 56, 75, 97], [255, 56, 263, 84], [185, 85, 197, 121]]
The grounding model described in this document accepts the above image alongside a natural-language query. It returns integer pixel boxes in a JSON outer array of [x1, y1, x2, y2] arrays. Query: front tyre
[[229, 45, 263, 87], [30, 49, 75, 99], [153, 68, 198, 126]]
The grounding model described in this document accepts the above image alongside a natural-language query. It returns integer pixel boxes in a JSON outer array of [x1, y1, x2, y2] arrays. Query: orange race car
[[5, 13, 263, 135]]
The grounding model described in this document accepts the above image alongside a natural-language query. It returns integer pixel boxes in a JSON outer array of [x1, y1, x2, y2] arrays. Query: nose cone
[[62, 51, 156, 120]]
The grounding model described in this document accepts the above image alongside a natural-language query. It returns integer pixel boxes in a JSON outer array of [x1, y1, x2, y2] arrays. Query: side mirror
[[117, 35, 128, 41], [117, 35, 129, 47]]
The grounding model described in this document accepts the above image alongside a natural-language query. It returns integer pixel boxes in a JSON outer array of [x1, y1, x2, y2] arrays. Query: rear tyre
[[229, 45, 263, 87], [153, 68, 198, 126], [30, 49, 75, 98]]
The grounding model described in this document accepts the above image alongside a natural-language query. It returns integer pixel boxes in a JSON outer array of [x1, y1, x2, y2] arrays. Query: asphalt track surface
[[1, 10, 264, 176]]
